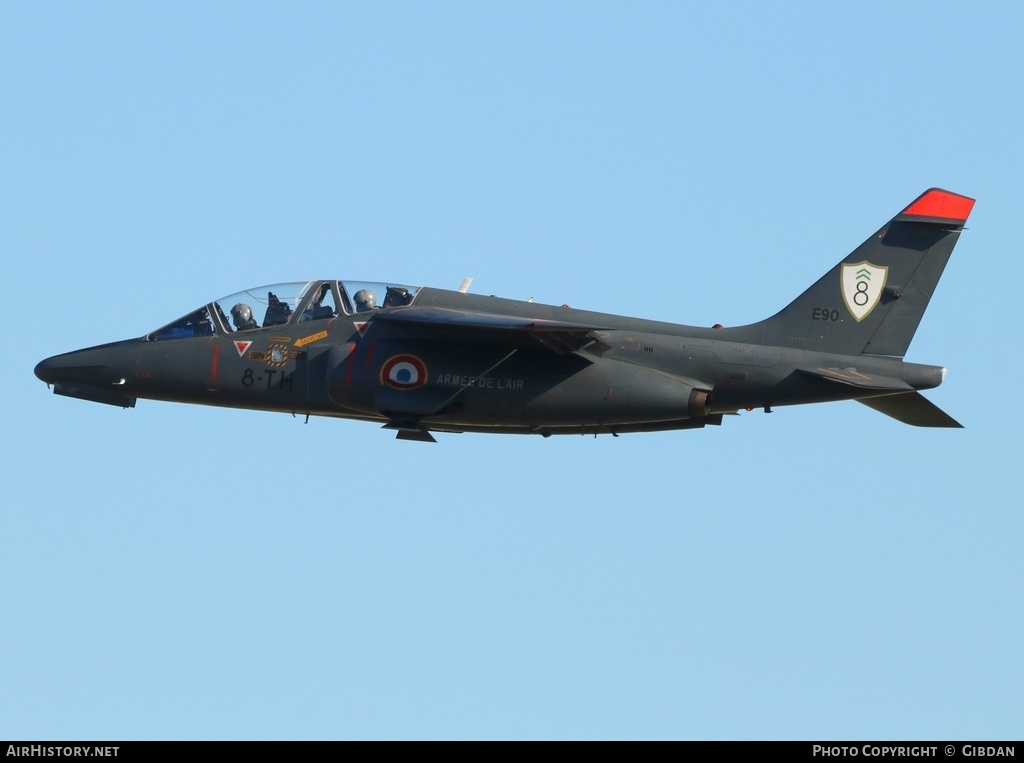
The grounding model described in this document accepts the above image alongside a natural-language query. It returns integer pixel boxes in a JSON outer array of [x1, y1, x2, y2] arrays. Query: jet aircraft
[[35, 188, 974, 442]]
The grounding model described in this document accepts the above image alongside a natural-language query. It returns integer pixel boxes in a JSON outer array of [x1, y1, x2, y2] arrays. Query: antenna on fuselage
[[458, 277, 473, 293]]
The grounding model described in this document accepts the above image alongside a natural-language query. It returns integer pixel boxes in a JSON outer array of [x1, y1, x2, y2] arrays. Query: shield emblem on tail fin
[[841, 261, 888, 322]]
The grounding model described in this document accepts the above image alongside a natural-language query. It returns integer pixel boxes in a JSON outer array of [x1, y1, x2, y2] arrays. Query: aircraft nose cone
[[35, 342, 138, 409], [34, 344, 127, 387], [34, 352, 104, 385], [34, 355, 62, 384]]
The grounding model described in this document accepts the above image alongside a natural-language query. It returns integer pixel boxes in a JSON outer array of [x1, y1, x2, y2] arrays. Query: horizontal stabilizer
[[798, 367, 913, 391], [857, 392, 962, 428]]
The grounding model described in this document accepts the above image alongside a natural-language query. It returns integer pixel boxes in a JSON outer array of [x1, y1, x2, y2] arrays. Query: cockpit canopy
[[147, 280, 419, 341]]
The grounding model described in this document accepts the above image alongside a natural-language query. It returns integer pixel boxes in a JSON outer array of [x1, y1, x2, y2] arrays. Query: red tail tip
[[902, 188, 975, 223]]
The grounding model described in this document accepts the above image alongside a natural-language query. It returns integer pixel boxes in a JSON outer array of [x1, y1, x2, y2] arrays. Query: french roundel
[[381, 354, 428, 390]]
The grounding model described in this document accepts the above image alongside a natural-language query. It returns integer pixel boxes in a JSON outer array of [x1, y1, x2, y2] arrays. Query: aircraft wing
[[373, 306, 610, 355]]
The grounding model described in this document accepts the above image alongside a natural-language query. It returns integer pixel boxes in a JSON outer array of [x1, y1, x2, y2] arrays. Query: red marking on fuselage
[[205, 344, 222, 391]]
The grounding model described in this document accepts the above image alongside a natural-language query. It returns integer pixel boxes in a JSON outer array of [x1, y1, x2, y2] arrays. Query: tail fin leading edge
[[751, 188, 975, 357]]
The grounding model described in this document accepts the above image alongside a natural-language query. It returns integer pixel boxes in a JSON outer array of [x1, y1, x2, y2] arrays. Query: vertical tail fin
[[749, 188, 975, 356]]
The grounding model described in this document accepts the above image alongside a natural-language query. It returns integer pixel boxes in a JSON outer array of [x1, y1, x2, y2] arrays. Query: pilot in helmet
[[231, 303, 258, 331], [353, 289, 377, 312]]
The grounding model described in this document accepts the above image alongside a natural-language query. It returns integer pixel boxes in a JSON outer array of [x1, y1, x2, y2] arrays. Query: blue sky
[[3, 1, 1021, 740]]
